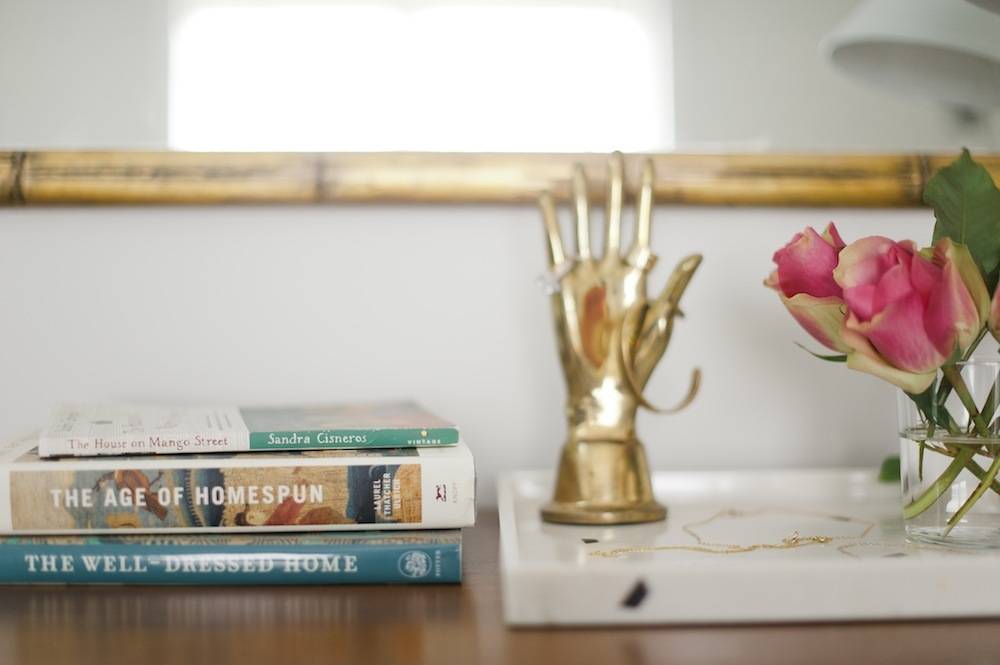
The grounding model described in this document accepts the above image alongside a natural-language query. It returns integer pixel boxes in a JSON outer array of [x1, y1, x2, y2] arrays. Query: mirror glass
[[1, 0, 998, 152]]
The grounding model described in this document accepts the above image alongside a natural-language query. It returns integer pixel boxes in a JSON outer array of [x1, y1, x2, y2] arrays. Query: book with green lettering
[[38, 401, 459, 458]]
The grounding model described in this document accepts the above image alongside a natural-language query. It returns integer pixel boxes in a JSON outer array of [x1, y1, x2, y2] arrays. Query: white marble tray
[[499, 469, 1000, 625]]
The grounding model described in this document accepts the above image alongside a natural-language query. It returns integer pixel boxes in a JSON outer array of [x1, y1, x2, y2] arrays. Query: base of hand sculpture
[[536, 153, 701, 526], [542, 437, 666, 525]]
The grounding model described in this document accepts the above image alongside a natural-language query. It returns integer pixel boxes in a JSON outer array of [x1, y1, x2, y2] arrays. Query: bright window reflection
[[169, 3, 670, 151]]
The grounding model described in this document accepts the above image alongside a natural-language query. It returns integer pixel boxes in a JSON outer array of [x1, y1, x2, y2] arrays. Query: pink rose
[[833, 237, 989, 393], [765, 223, 850, 353]]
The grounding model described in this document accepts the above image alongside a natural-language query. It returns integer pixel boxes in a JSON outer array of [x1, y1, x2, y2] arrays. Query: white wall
[[0, 0, 167, 149], [0, 204, 931, 501]]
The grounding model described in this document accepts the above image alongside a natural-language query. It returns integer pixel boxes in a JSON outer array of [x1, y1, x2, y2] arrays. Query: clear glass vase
[[899, 360, 1000, 548]]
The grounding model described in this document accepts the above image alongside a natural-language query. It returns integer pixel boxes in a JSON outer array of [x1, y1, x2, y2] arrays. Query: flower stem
[[941, 365, 992, 438], [903, 441, 1000, 518], [946, 452, 1000, 535], [933, 329, 988, 408], [979, 386, 998, 434], [963, 454, 1000, 496], [918, 442, 925, 481], [903, 446, 975, 520]]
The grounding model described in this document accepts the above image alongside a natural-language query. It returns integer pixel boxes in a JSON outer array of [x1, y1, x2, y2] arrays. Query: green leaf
[[794, 342, 846, 362], [878, 455, 901, 483], [907, 383, 936, 417], [925, 148, 1000, 290]]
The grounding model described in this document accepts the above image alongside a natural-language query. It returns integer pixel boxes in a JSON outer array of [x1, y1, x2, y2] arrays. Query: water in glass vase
[[901, 427, 1000, 548]]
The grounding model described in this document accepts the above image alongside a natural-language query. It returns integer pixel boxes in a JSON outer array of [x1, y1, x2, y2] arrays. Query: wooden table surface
[[3, 509, 1000, 665]]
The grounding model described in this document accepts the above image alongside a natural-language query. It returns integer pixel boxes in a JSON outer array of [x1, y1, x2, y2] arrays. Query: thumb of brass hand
[[624, 252, 703, 413]]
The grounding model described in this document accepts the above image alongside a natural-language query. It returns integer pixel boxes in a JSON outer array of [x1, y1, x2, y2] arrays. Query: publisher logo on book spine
[[398, 550, 432, 579]]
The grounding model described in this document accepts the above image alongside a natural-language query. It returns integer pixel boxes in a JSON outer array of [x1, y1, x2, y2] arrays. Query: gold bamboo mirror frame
[[3, 152, 999, 208]]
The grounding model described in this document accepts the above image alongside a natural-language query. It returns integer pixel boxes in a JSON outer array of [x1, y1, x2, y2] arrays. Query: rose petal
[[764, 269, 780, 292], [872, 263, 914, 314], [773, 227, 842, 298], [847, 351, 937, 394], [890, 241, 917, 268], [925, 261, 980, 355], [780, 293, 850, 353], [846, 294, 947, 374], [833, 236, 898, 291], [934, 239, 990, 325], [822, 222, 846, 249], [841, 325, 937, 393], [908, 252, 942, 304], [843, 284, 878, 321]]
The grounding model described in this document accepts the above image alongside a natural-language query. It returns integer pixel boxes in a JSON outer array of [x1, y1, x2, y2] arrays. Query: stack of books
[[0, 402, 475, 584]]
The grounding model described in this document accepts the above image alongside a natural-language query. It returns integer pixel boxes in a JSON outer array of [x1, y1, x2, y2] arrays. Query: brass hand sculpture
[[539, 153, 702, 525]]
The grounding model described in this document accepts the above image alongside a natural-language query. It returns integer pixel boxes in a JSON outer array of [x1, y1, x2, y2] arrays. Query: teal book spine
[[248, 427, 459, 450], [39, 402, 460, 458], [0, 532, 462, 585]]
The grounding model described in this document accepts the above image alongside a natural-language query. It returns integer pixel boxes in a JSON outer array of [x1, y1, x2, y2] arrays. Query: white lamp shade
[[823, 0, 1000, 108]]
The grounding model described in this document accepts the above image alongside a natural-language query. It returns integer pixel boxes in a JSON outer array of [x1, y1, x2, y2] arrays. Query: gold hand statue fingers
[[642, 253, 703, 342], [625, 252, 702, 415], [604, 151, 624, 259], [572, 165, 592, 259], [630, 158, 654, 267], [538, 191, 566, 268], [634, 254, 702, 382], [539, 190, 587, 364]]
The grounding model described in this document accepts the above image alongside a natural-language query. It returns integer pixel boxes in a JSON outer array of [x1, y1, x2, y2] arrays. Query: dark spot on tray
[[621, 580, 648, 609], [581, 538, 598, 544], [883, 552, 907, 558]]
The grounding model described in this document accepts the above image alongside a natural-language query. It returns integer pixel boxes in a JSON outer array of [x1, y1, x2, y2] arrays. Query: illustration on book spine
[[11, 461, 422, 531]]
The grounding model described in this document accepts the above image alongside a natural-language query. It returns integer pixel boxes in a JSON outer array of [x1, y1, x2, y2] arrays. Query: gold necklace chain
[[589, 507, 876, 559]]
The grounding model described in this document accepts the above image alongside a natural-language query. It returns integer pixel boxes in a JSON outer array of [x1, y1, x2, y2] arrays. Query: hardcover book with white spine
[[38, 401, 458, 458], [0, 435, 475, 535]]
